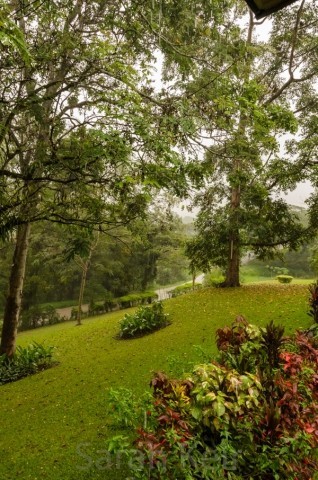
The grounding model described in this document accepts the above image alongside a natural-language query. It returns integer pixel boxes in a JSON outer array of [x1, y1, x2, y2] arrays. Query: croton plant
[[127, 317, 318, 479]]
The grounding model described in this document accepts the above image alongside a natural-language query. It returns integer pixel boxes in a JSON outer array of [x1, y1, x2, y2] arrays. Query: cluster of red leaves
[[270, 331, 318, 478], [134, 323, 318, 479], [135, 429, 167, 461], [216, 315, 249, 352], [135, 372, 193, 466], [279, 352, 303, 375], [150, 371, 192, 397]]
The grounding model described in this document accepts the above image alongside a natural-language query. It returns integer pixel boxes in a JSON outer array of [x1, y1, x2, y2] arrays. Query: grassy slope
[[0, 284, 313, 480]]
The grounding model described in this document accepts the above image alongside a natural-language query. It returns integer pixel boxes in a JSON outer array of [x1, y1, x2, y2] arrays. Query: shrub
[[88, 300, 105, 315], [19, 305, 62, 331], [276, 274, 293, 284], [112, 317, 318, 479], [106, 387, 154, 428], [70, 307, 79, 320], [203, 268, 225, 287], [118, 301, 170, 338], [117, 291, 158, 309], [169, 283, 201, 298], [308, 280, 318, 323], [0, 343, 55, 385], [104, 291, 116, 312]]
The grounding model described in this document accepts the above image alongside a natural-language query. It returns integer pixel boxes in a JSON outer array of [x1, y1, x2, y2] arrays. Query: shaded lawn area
[[0, 284, 313, 480]]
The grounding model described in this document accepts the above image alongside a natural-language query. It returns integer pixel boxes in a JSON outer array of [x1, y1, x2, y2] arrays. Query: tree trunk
[[0, 223, 31, 357], [221, 13, 254, 288], [75, 233, 99, 325], [76, 260, 89, 326], [223, 184, 241, 287], [224, 235, 240, 287], [192, 269, 196, 290]]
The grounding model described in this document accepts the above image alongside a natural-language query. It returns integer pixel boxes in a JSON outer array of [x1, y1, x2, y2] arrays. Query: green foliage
[[0, 284, 313, 480], [308, 280, 318, 323], [0, 1, 31, 64], [1, 214, 188, 312], [241, 244, 315, 282], [203, 268, 226, 287], [260, 320, 285, 370], [117, 291, 158, 309], [0, 343, 55, 385], [118, 301, 170, 338], [181, 1, 318, 286], [88, 291, 159, 315], [88, 300, 105, 316], [169, 282, 202, 297], [276, 274, 294, 284], [19, 306, 63, 331], [270, 266, 289, 275], [122, 318, 318, 479], [106, 387, 153, 429], [70, 307, 82, 320]]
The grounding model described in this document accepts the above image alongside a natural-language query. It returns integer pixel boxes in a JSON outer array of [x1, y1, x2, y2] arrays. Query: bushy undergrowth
[[110, 317, 318, 479], [118, 301, 170, 339], [0, 343, 55, 385]]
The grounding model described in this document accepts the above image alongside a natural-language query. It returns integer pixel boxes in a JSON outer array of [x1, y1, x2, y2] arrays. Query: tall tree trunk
[[76, 260, 89, 326], [224, 233, 240, 287], [223, 185, 241, 287], [75, 233, 99, 325], [0, 223, 31, 357], [192, 268, 196, 290], [222, 12, 254, 288]]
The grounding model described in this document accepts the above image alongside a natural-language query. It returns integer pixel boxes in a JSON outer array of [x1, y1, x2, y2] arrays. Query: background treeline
[[0, 211, 192, 314], [0, 206, 317, 322]]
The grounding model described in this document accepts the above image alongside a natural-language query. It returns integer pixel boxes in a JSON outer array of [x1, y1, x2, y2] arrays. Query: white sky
[[281, 181, 314, 207]]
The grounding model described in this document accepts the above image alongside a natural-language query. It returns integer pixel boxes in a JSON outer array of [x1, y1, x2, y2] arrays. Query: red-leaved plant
[[127, 317, 318, 479]]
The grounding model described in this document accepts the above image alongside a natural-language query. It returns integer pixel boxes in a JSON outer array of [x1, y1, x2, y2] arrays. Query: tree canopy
[[1, 0, 318, 355], [181, 1, 318, 285]]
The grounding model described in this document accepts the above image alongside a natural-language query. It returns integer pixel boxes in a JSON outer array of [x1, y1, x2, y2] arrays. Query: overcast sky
[[281, 181, 314, 207]]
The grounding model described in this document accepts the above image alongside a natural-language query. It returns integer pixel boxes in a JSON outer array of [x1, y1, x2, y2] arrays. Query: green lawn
[[0, 284, 314, 480]]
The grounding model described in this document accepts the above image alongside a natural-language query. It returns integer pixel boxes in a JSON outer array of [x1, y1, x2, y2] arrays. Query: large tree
[[181, 1, 318, 286], [0, 0, 185, 356]]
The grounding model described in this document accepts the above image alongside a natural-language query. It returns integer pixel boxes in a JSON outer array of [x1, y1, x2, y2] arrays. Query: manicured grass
[[0, 284, 314, 480], [241, 264, 315, 285]]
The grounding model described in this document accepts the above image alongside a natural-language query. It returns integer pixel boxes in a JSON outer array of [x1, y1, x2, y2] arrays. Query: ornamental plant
[[118, 301, 170, 339], [0, 343, 55, 385], [115, 317, 318, 479], [308, 280, 318, 323]]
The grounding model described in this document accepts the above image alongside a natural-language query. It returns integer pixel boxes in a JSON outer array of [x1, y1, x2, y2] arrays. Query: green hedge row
[[169, 283, 202, 298], [14, 291, 159, 331], [89, 291, 158, 315]]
